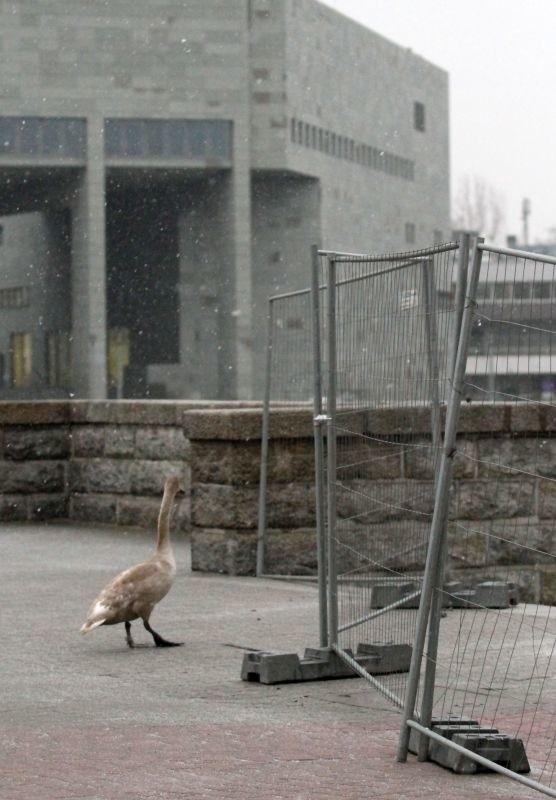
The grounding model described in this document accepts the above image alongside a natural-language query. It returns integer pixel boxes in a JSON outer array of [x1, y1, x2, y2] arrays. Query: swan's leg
[[125, 621, 135, 648], [143, 619, 183, 647]]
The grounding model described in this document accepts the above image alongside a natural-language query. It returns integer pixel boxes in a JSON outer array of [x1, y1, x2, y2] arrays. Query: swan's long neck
[[156, 484, 178, 554]]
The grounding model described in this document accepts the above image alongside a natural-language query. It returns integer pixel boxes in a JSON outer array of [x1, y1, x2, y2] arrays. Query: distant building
[[466, 236, 556, 402], [0, 0, 450, 400]]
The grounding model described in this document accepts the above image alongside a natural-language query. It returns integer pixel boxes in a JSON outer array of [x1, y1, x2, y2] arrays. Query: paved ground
[[0, 522, 541, 799]]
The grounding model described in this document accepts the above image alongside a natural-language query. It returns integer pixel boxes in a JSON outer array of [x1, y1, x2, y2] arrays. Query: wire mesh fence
[[318, 241, 467, 708], [258, 236, 556, 796], [400, 242, 556, 796], [256, 282, 322, 586]]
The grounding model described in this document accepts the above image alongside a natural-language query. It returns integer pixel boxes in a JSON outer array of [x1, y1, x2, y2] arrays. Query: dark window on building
[[405, 222, 416, 244], [104, 119, 233, 160], [414, 101, 426, 132], [0, 117, 86, 158], [46, 331, 71, 389], [290, 117, 297, 143], [10, 332, 32, 388], [533, 282, 551, 300]]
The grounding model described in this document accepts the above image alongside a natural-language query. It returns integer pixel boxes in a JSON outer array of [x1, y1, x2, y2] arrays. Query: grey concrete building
[[0, 0, 450, 400]]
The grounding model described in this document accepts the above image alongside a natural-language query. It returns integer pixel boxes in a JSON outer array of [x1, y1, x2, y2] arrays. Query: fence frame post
[[325, 255, 339, 647], [311, 244, 328, 647], [397, 236, 484, 762], [416, 235, 470, 760], [256, 297, 274, 577]]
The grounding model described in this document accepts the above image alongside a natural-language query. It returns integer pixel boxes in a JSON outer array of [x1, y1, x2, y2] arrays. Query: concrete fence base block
[[240, 642, 411, 684], [369, 579, 521, 611], [451, 581, 519, 609], [473, 581, 519, 608], [408, 718, 480, 755], [425, 723, 530, 775], [355, 642, 412, 674], [370, 581, 421, 609]]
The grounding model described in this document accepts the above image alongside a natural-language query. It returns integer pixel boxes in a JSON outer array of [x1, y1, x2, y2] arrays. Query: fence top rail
[[333, 257, 428, 286], [269, 286, 311, 302], [269, 258, 428, 303], [318, 241, 460, 262], [479, 242, 556, 266]]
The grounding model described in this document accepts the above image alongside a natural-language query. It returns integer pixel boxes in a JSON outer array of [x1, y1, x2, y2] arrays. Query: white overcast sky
[[320, 0, 555, 244]]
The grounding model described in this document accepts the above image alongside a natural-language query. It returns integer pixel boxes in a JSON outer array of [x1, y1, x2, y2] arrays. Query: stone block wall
[[0, 400, 256, 532], [183, 407, 316, 575], [3, 400, 556, 602], [0, 402, 71, 522], [185, 403, 556, 604]]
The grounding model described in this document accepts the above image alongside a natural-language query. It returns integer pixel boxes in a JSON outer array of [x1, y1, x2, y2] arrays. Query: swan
[[80, 475, 183, 648]]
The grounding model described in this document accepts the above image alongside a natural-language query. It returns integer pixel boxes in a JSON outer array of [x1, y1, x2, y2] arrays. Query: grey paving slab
[[0, 522, 538, 799]]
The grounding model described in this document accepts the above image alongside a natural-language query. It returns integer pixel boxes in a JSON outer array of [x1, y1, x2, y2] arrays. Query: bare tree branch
[[453, 175, 505, 241]]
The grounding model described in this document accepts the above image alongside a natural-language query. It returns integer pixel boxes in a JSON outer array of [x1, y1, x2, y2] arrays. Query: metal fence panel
[[320, 242, 464, 708], [259, 237, 556, 796], [401, 242, 556, 796]]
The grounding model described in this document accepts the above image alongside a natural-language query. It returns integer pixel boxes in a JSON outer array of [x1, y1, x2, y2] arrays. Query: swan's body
[[80, 476, 182, 648]]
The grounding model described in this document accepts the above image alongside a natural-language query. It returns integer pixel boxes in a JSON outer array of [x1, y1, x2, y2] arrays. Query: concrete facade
[[0, 0, 450, 401]]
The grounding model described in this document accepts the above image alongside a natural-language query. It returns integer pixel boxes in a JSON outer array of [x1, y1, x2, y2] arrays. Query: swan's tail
[[80, 602, 110, 634], [80, 598, 111, 634], [80, 617, 107, 634]]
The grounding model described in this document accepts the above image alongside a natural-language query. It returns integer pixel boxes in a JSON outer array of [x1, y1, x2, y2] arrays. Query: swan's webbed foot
[[143, 619, 183, 647], [125, 621, 135, 648]]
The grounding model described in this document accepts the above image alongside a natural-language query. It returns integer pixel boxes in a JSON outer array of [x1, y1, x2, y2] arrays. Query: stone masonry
[[3, 400, 556, 602], [0, 400, 253, 532], [184, 402, 556, 604]]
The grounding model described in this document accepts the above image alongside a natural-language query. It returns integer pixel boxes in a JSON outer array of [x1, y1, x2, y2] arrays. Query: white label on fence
[[400, 288, 418, 310]]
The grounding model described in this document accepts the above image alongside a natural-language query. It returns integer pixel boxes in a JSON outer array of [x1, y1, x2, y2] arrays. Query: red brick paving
[[0, 723, 536, 800]]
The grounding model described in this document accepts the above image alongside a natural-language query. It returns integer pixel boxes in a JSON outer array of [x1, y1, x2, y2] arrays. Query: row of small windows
[[0, 117, 232, 161], [0, 286, 29, 309], [470, 321, 556, 356], [477, 281, 554, 301], [290, 117, 415, 181]]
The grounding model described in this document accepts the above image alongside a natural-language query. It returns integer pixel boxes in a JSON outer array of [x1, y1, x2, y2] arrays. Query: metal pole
[[256, 299, 274, 577], [326, 256, 339, 647], [397, 237, 484, 763], [416, 240, 469, 760], [422, 257, 441, 456], [448, 233, 470, 381], [311, 244, 328, 647]]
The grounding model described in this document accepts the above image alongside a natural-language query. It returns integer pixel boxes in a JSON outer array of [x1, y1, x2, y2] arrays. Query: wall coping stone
[[0, 400, 262, 426], [0, 400, 552, 437], [0, 402, 71, 425], [182, 402, 551, 441]]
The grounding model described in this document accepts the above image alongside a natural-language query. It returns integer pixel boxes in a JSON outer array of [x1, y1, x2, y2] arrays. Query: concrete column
[[230, 117, 253, 399], [71, 116, 106, 398]]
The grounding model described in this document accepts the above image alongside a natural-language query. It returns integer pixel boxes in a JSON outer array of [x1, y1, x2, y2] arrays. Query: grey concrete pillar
[[71, 116, 107, 398], [231, 116, 253, 399]]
